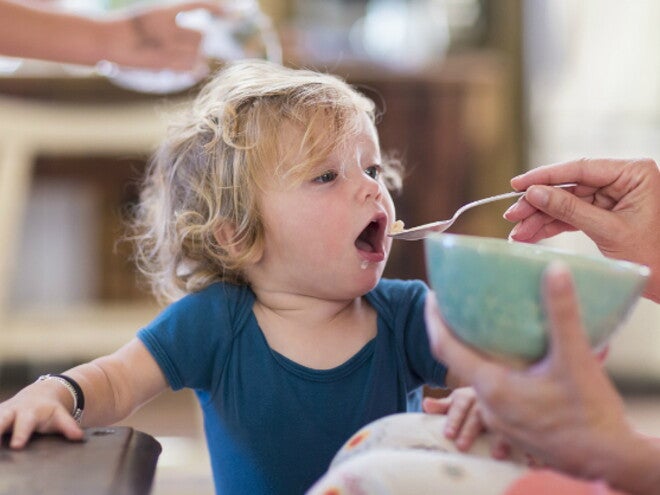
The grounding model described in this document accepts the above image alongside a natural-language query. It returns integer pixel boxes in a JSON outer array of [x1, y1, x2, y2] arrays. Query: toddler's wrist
[[36, 374, 84, 423]]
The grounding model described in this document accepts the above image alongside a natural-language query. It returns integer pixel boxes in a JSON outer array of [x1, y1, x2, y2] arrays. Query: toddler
[[0, 60, 480, 494]]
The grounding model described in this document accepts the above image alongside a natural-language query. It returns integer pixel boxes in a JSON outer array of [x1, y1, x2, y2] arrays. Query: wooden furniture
[[0, 427, 161, 495], [0, 95, 166, 363]]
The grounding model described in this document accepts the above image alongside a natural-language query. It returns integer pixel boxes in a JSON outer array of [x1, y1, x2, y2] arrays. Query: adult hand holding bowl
[[425, 233, 650, 365]]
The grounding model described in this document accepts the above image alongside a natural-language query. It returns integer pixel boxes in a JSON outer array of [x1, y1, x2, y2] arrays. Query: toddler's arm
[[0, 338, 167, 449]]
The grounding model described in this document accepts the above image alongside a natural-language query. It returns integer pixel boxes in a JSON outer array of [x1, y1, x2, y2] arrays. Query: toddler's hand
[[0, 382, 84, 449], [422, 386, 483, 451], [424, 389, 523, 461]]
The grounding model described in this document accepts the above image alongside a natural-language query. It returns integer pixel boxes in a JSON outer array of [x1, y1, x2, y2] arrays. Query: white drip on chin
[[360, 260, 370, 270]]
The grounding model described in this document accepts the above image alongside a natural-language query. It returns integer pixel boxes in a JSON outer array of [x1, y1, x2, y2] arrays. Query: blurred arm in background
[[0, 0, 223, 70]]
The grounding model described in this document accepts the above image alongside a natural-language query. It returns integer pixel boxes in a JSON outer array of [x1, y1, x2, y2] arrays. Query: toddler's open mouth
[[355, 215, 387, 260]]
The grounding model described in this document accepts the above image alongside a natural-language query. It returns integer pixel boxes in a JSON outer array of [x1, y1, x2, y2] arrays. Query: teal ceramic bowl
[[425, 233, 650, 364]]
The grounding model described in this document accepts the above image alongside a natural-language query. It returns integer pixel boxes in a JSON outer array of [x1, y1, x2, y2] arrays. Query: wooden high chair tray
[[0, 426, 161, 495]]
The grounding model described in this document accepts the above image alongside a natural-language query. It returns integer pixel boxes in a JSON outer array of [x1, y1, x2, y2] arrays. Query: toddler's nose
[[357, 174, 382, 203]]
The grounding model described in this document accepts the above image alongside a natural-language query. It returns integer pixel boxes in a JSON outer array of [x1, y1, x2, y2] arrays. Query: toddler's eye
[[313, 170, 338, 183], [365, 165, 382, 180]]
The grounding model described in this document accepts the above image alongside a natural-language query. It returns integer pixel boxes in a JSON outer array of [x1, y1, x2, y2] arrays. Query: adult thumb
[[541, 262, 593, 367]]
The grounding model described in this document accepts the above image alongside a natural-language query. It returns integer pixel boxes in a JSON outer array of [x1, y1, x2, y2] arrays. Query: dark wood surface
[[0, 427, 161, 495]]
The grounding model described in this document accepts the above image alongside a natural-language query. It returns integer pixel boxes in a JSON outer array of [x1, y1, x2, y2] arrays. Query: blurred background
[[0, 1, 659, 494]]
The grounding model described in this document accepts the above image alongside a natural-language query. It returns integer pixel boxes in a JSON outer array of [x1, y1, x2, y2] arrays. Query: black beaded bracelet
[[37, 373, 85, 423]]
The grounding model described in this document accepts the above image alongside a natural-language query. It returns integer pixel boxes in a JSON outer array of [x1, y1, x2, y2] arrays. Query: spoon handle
[[390, 182, 577, 241]]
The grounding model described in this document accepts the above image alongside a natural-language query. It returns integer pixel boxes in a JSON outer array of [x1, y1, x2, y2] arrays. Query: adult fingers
[[503, 196, 537, 222], [524, 186, 622, 245], [519, 222, 577, 244], [510, 158, 622, 191], [508, 209, 576, 242], [542, 263, 593, 369], [510, 160, 580, 190]]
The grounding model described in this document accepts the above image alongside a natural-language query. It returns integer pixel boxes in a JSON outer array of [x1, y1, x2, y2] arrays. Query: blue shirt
[[138, 279, 447, 495]]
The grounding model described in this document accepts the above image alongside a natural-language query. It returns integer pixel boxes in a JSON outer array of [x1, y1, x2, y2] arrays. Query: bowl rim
[[425, 233, 651, 279]]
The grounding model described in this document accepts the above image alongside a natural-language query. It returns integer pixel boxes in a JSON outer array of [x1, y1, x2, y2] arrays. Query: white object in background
[[352, 0, 450, 70], [99, 1, 282, 94]]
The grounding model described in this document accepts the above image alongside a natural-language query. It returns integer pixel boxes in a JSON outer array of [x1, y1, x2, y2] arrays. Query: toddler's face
[[249, 113, 395, 299]]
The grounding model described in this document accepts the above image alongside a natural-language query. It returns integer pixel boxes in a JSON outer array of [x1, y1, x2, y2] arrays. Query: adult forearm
[[0, 0, 116, 66]]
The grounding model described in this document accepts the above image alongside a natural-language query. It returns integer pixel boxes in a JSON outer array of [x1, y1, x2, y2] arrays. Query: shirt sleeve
[[372, 279, 448, 391], [400, 280, 448, 388], [137, 283, 239, 391]]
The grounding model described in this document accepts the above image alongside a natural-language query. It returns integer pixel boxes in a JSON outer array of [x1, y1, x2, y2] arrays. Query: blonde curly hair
[[129, 60, 403, 304]]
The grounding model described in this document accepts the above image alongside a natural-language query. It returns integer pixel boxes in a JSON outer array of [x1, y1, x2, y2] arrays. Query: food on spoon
[[389, 220, 405, 234]]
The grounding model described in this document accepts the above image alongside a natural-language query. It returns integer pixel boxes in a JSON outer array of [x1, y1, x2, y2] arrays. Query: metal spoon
[[388, 183, 576, 241]]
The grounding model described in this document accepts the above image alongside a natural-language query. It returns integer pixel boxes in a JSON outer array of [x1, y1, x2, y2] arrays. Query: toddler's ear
[[214, 221, 241, 256]]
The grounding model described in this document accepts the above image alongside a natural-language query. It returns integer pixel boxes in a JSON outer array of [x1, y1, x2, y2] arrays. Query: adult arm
[[0, 338, 168, 449], [505, 158, 660, 302], [0, 0, 223, 70], [424, 263, 660, 495]]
